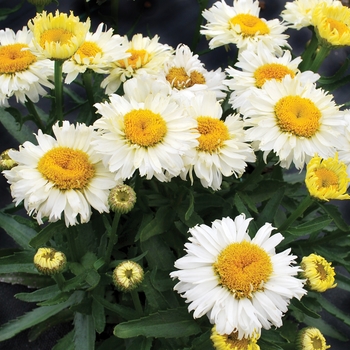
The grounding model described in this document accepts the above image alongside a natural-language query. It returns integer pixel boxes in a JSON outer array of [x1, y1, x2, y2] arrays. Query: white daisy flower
[[240, 75, 346, 170], [159, 44, 227, 100], [3, 121, 117, 227], [101, 33, 173, 94], [92, 92, 198, 182], [0, 26, 54, 107], [337, 112, 350, 176], [281, 0, 340, 30], [63, 23, 129, 84], [225, 44, 320, 111], [200, 0, 290, 55], [170, 214, 306, 338], [181, 93, 255, 190]]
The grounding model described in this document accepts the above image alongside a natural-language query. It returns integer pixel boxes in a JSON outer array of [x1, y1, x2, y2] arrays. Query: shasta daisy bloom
[[296, 327, 331, 350], [63, 23, 128, 84], [0, 26, 54, 107], [311, 1, 350, 47], [240, 75, 346, 170], [170, 214, 306, 338], [200, 0, 289, 55], [28, 10, 91, 60], [300, 253, 337, 292], [225, 44, 319, 111], [305, 153, 350, 201], [181, 93, 255, 190], [3, 121, 117, 227], [101, 33, 173, 94], [210, 326, 260, 350], [160, 44, 227, 100], [281, 0, 337, 30], [92, 92, 198, 182]]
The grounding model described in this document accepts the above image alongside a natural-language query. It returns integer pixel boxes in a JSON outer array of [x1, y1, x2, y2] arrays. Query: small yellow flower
[[210, 326, 260, 350], [28, 10, 91, 60], [300, 254, 337, 292], [34, 247, 67, 275], [305, 153, 350, 201], [113, 260, 144, 292], [0, 149, 17, 171], [108, 184, 137, 214], [296, 327, 331, 350]]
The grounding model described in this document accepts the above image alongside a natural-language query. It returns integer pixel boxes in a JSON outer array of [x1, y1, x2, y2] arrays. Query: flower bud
[[296, 327, 330, 350], [113, 260, 144, 292], [108, 184, 136, 214], [300, 253, 337, 292], [34, 247, 67, 275], [0, 149, 17, 171]]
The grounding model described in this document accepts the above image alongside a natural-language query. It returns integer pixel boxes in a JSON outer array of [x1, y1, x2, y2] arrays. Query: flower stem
[[308, 45, 331, 73], [54, 60, 64, 126], [299, 28, 319, 72], [278, 195, 314, 232], [53, 272, 66, 289], [67, 229, 79, 262], [104, 212, 121, 263], [130, 289, 143, 317], [82, 70, 96, 125], [25, 99, 45, 131]]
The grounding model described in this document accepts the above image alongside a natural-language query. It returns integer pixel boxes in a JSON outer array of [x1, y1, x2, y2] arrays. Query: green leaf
[[29, 221, 66, 249], [318, 202, 350, 232], [92, 288, 106, 333], [52, 330, 75, 350], [185, 190, 194, 221], [0, 251, 37, 274], [0, 291, 84, 341], [38, 292, 71, 306], [0, 272, 53, 288], [0, 211, 37, 250], [286, 216, 333, 237], [15, 284, 60, 303], [335, 271, 350, 292], [289, 298, 321, 320], [73, 312, 96, 350], [125, 337, 153, 350], [113, 308, 201, 339], [319, 294, 350, 328]]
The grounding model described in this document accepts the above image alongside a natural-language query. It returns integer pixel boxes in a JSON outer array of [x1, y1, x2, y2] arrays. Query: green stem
[[82, 70, 96, 125], [67, 229, 79, 262], [25, 99, 45, 131], [191, 0, 209, 52], [308, 45, 331, 73], [110, 0, 120, 32], [278, 195, 314, 232], [299, 28, 319, 72], [53, 272, 66, 290], [54, 60, 64, 126], [104, 212, 121, 263], [130, 289, 143, 316]]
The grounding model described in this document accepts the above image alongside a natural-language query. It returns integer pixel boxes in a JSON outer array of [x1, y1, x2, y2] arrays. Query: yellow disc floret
[[118, 49, 150, 69], [230, 14, 270, 36], [254, 63, 295, 88]]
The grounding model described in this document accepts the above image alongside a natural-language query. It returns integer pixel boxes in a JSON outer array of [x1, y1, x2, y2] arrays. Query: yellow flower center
[[166, 67, 206, 89], [275, 95, 321, 138], [40, 28, 74, 48], [118, 49, 150, 68], [124, 109, 167, 147], [314, 168, 339, 189], [37, 146, 95, 190], [226, 332, 250, 349], [230, 14, 270, 36], [75, 41, 102, 60], [254, 63, 295, 88], [311, 336, 323, 349], [197, 117, 230, 153], [315, 262, 328, 281], [213, 241, 273, 299], [0, 43, 37, 74], [326, 18, 349, 37]]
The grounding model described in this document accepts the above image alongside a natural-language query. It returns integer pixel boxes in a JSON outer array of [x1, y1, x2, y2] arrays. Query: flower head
[[108, 184, 137, 214], [312, 1, 350, 48], [101, 33, 173, 94], [28, 10, 91, 60], [211, 326, 260, 350], [34, 247, 66, 275], [296, 327, 331, 350], [170, 214, 306, 338], [200, 0, 289, 55], [180, 93, 255, 190], [0, 26, 54, 107], [0, 149, 18, 171], [63, 23, 128, 83], [240, 75, 346, 170], [3, 121, 117, 226], [305, 153, 350, 201], [300, 253, 337, 292], [113, 260, 144, 292]]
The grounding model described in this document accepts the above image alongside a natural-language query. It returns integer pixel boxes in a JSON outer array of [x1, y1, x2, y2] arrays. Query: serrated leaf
[[0, 272, 53, 288], [52, 330, 75, 350], [73, 312, 95, 350], [29, 221, 66, 249], [38, 291, 71, 306], [0, 291, 84, 341], [318, 202, 350, 232], [92, 293, 106, 333], [15, 284, 60, 302], [113, 307, 201, 339], [320, 294, 350, 327], [286, 216, 333, 237], [185, 190, 194, 221], [0, 251, 37, 274]]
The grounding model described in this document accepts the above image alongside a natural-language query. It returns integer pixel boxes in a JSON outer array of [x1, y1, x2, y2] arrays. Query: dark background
[[0, 0, 350, 348]]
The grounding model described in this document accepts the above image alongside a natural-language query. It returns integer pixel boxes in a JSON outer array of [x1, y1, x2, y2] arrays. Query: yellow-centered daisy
[[305, 153, 350, 201], [241, 75, 346, 170], [28, 10, 91, 60], [300, 253, 337, 292], [0, 27, 54, 107], [3, 121, 117, 226], [200, 0, 289, 54], [170, 214, 306, 338]]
